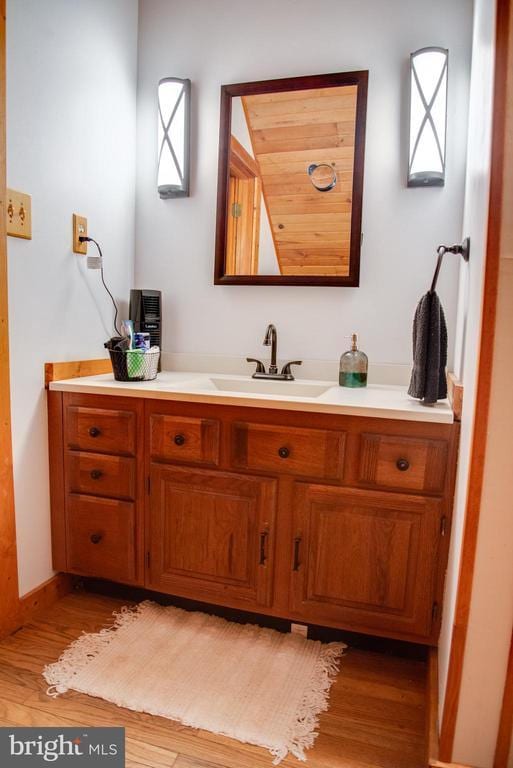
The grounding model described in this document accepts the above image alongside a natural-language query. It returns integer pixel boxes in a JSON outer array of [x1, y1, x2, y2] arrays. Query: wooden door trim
[[230, 135, 260, 179], [427, 648, 440, 764], [494, 626, 513, 767], [439, 0, 510, 758], [0, 0, 21, 638]]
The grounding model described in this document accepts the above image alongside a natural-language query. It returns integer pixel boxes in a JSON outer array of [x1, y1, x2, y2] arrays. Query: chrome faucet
[[247, 324, 302, 380]]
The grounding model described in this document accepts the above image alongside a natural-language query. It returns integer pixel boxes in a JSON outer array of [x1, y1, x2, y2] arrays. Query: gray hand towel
[[408, 291, 448, 404]]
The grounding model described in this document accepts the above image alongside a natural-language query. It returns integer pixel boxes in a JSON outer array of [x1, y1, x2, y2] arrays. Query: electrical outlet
[[290, 623, 308, 638], [73, 214, 88, 254], [6, 189, 32, 239]]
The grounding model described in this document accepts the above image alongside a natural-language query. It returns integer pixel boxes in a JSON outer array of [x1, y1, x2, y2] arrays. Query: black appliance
[[129, 289, 162, 370]]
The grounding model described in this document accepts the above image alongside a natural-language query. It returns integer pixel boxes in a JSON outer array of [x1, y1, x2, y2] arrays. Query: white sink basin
[[208, 377, 331, 398]]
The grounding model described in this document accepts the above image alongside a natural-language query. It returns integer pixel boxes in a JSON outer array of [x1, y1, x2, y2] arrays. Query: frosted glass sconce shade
[[408, 47, 448, 187], [158, 77, 191, 198]]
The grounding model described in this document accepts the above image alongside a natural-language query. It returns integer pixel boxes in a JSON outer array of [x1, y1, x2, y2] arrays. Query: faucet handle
[[281, 360, 302, 378], [247, 358, 266, 375]]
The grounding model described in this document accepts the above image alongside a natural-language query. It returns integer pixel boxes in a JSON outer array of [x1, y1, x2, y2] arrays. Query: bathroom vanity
[[47, 372, 458, 645]]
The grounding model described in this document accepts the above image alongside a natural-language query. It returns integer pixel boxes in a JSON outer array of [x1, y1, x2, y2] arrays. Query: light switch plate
[[73, 214, 88, 254], [7, 189, 32, 239]]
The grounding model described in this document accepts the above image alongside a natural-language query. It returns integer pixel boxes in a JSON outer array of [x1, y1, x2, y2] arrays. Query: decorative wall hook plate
[[307, 163, 338, 192]]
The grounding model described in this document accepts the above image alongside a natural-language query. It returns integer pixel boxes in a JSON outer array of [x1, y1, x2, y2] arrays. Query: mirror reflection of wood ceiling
[[241, 85, 357, 276]]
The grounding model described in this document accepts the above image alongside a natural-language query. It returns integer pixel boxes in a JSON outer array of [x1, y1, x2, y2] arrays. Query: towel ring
[[430, 237, 470, 294]]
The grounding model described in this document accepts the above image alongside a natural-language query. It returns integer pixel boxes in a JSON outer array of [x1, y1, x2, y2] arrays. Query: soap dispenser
[[339, 333, 368, 388]]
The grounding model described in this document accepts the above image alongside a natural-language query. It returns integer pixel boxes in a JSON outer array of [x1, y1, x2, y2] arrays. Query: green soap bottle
[[339, 333, 368, 388]]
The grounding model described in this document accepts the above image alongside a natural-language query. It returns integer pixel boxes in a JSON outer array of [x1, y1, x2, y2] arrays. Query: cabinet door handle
[[278, 446, 290, 459], [396, 458, 410, 472], [259, 530, 269, 565], [293, 537, 302, 571], [89, 426, 101, 438], [174, 434, 186, 446], [90, 533, 102, 544], [90, 469, 103, 480]]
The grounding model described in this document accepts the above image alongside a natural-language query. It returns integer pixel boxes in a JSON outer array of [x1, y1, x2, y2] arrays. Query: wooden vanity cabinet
[[48, 391, 459, 644]]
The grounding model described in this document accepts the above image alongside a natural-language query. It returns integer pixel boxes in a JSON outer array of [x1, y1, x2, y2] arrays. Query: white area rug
[[43, 601, 345, 763]]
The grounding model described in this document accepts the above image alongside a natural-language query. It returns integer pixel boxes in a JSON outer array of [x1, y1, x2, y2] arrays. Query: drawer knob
[[90, 469, 103, 480], [174, 434, 186, 446], [90, 533, 102, 544], [278, 446, 290, 459], [89, 426, 101, 438], [396, 458, 410, 472]]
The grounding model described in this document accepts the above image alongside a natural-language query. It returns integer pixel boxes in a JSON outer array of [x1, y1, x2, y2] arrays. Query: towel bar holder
[[430, 237, 470, 294]]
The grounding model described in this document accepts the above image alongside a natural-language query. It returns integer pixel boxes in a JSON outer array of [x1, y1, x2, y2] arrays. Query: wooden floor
[[0, 592, 426, 768]]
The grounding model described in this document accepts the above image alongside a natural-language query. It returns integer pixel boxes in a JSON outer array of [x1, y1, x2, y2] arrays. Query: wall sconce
[[158, 77, 191, 198], [408, 47, 448, 187]]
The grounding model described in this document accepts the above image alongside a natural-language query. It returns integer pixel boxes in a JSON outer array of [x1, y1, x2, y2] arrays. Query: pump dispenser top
[[339, 333, 368, 388]]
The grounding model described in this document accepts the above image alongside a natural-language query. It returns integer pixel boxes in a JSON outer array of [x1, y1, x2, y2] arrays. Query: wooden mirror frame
[[214, 70, 368, 286]]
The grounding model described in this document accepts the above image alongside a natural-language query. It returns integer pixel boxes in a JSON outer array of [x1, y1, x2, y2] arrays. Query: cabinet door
[[290, 484, 442, 640], [148, 464, 277, 610]]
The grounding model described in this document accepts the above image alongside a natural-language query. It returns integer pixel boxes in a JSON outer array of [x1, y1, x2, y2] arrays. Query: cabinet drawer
[[66, 451, 136, 500], [65, 405, 136, 456], [66, 495, 136, 583], [149, 414, 220, 465], [358, 433, 448, 493], [232, 422, 346, 480]]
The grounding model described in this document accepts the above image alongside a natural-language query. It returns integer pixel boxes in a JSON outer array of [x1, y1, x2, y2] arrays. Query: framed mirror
[[214, 71, 368, 286]]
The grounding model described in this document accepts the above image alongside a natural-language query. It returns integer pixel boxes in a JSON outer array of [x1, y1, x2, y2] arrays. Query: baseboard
[[429, 761, 474, 768], [427, 647, 440, 764], [19, 573, 74, 623]]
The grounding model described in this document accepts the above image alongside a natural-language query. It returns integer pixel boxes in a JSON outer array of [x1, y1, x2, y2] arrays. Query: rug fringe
[[276, 641, 347, 764], [43, 601, 150, 697]]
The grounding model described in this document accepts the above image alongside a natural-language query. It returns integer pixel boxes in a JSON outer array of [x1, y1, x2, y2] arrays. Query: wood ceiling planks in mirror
[[241, 86, 357, 276], [215, 71, 368, 286]]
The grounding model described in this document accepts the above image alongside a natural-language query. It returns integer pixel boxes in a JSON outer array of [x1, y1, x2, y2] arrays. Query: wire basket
[[109, 348, 160, 382]]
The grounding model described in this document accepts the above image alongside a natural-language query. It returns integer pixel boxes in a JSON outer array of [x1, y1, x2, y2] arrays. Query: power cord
[[79, 236, 121, 336]]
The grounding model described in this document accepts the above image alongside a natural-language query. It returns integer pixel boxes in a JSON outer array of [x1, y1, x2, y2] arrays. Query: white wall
[[438, 0, 496, 740], [7, 0, 139, 595], [135, 0, 472, 368]]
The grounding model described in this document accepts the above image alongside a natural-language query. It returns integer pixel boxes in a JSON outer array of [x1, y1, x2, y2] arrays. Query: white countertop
[[49, 371, 454, 424]]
